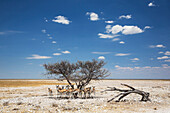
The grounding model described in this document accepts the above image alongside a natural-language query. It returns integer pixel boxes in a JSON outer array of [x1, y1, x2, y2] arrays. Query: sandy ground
[[0, 80, 170, 113]]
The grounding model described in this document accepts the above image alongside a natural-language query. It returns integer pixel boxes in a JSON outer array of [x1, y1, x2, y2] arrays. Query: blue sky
[[0, 0, 170, 79]]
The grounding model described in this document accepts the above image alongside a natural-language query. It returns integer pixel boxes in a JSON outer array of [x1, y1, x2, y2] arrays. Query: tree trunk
[[106, 84, 151, 102], [64, 75, 74, 89]]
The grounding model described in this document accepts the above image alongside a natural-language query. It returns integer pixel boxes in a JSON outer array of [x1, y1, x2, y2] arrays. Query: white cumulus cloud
[[158, 51, 164, 54], [119, 41, 125, 44], [26, 54, 52, 59], [122, 25, 143, 35], [156, 45, 165, 48], [106, 25, 143, 35], [98, 33, 119, 39], [115, 53, 130, 56], [53, 53, 61, 56], [86, 12, 99, 21], [165, 51, 170, 55], [131, 58, 140, 61], [144, 26, 151, 29], [150, 44, 166, 48], [112, 38, 120, 42], [62, 51, 71, 54], [52, 15, 71, 25], [119, 15, 131, 19], [98, 56, 105, 60], [105, 21, 114, 23], [148, 2, 155, 7], [109, 25, 123, 34], [157, 56, 169, 60], [52, 41, 57, 44]]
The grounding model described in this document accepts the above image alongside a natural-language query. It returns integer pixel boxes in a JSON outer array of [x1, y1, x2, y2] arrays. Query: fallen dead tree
[[106, 84, 151, 102]]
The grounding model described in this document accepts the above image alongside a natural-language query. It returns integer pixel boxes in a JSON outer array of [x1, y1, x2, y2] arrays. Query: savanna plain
[[0, 79, 170, 113]]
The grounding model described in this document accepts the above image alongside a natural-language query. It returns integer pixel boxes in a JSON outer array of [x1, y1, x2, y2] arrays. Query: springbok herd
[[48, 85, 95, 99]]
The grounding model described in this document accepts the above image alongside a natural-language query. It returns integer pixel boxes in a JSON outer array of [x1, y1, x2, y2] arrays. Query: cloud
[[92, 52, 111, 54], [107, 25, 123, 34], [98, 56, 105, 60], [106, 25, 143, 35], [164, 59, 170, 62], [158, 51, 164, 54], [115, 65, 133, 70], [148, 2, 155, 7], [114, 65, 170, 70], [62, 51, 71, 54], [53, 53, 61, 56], [157, 56, 169, 60], [150, 44, 166, 48], [165, 51, 170, 55], [86, 12, 99, 21], [115, 65, 120, 68], [105, 25, 112, 33], [162, 64, 169, 67], [122, 25, 143, 35], [0, 30, 23, 35], [26, 54, 52, 59], [41, 29, 46, 33], [115, 53, 130, 56], [105, 21, 114, 23], [119, 15, 131, 19], [143, 66, 151, 69], [112, 38, 120, 42], [98, 33, 119, 39], [52, 41, 57, 44], [52, 15, 71, 25], [130, 58, 140, 61], [144, 26, 151, 29], [119, 41, 125, 44], [49, 37, 53, 39]]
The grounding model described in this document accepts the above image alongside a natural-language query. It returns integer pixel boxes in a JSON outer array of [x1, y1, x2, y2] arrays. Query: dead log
[[106, 84, 151, 102]]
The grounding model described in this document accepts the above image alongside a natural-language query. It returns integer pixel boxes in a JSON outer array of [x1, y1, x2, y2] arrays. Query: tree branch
[[106, 84, 151, 102]]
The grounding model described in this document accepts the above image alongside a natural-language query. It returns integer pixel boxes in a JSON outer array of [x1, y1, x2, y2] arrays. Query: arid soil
[[0, 80, 170, 113]]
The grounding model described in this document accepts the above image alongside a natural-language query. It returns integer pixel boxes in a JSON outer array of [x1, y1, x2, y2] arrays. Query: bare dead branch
[[107, 84, 151, 102]]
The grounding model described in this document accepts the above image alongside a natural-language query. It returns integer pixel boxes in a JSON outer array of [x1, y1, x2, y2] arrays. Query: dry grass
[[0, 80, 70, 87]]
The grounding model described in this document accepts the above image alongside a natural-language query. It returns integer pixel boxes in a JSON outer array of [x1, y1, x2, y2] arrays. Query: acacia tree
[[43, 61, 78, 89], [73, 59, 110, 89], [43, 59, 110, 89]]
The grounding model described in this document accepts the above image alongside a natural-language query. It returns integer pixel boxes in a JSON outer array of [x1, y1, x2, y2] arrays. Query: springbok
[[56, 85, 73, 98], [90, 86, 96, 98], [81, 87, 91, 98], [82, 86, 96, 98], [56, 85, 66, 98], [48, 88, 53, 96]]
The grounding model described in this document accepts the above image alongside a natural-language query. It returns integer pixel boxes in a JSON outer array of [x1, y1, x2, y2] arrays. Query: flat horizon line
[[0, 79, 170, 80]]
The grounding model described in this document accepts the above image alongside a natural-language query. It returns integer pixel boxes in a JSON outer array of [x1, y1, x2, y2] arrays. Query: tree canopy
[[44, 59, 110, 89]]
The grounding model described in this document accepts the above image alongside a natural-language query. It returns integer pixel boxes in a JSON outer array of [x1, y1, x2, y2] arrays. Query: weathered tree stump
[[106, 84, 151, 102]]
